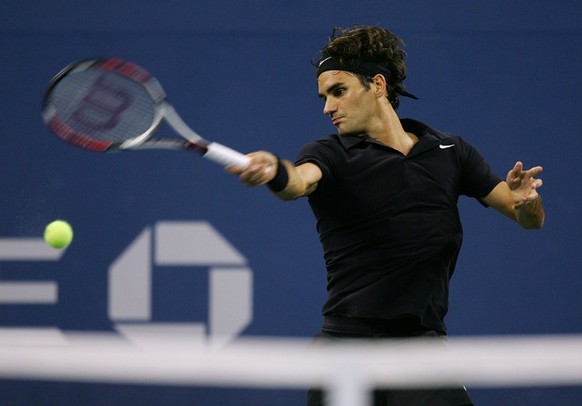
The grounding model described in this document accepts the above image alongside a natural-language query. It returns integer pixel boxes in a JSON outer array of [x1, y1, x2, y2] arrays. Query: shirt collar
[[337, 118, 435, 149]]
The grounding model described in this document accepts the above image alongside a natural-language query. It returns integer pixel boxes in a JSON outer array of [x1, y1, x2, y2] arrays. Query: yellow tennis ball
[[44, 220, 73, 249]]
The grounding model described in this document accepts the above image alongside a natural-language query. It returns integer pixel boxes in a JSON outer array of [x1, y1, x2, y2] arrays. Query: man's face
[[317, 70, 377, 136]]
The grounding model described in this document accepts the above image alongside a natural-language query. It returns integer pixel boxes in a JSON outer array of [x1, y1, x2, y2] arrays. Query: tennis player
[[229, 25, 545, 405]]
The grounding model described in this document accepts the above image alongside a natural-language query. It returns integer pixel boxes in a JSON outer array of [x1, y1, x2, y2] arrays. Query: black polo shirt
[[295, 118, 502, 334]]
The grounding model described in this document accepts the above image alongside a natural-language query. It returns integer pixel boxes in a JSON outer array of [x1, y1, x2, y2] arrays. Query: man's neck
[[367, 106, 418, 155]]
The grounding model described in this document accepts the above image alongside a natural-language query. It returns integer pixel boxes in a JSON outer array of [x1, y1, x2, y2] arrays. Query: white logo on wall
[[0, 221, 253, 347], [110, 221, 252, 347]]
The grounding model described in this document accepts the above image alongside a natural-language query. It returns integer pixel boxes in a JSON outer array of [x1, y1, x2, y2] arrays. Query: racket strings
[[48, 69, 157, 144]]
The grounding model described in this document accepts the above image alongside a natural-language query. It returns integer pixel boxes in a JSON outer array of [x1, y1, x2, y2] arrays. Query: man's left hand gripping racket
[[42, 58, 250, 169]]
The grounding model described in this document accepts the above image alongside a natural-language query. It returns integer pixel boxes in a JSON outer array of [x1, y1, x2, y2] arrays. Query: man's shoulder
[[299, 134, 342, 152], [401, 118, 464, 143], [313, 133, 342, 144]]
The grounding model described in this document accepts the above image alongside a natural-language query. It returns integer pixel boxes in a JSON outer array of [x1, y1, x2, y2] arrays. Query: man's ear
[[372, 74, 388, 98]]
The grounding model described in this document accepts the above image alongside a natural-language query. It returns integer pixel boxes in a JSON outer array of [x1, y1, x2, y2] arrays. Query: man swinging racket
[[229, 25, 545, 406]]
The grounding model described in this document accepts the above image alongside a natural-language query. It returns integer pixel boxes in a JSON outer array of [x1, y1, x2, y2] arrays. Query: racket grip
[[204, 142, 250, 169]]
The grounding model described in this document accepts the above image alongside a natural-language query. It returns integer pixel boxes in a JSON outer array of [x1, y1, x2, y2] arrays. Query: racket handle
[[204, 142, 250, 169]]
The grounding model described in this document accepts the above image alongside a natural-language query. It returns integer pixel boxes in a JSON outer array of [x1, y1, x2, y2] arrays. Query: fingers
[[225, 151, 277, 187], [522, 167, 544, 190], [525, 165, 543, 177], [534, 178, 543, 188], [506, 161, 522, 185], [513, 188, 538, 209], [511, 174, 544, 210], [240, 162, 276, 187], [510, 162, 543, 177], [507, 162, 544, 187], [523, 172, 544, 193], [513, 189, 540, 209], [513, 161, 523, 173], [228, 151, 278, 187]]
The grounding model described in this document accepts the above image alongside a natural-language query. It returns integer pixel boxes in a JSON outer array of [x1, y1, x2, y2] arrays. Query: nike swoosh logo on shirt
[[439, 144, 455, 149]]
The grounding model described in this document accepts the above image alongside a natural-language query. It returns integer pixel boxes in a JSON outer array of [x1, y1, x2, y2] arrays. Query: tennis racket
[[42, 58, 250, 168]]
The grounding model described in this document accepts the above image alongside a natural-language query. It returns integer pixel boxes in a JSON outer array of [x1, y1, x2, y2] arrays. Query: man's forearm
[[269, 160, 317, 201]]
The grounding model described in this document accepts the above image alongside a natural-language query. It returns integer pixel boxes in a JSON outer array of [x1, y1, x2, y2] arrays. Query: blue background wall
[[1, 0, 581, 404]]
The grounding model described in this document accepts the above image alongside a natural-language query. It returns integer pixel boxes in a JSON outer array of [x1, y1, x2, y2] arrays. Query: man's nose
[[323, 99, 336, 116]]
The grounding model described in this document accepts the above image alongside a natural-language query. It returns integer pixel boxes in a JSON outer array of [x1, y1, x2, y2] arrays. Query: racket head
[[42, 58, 166, 152]]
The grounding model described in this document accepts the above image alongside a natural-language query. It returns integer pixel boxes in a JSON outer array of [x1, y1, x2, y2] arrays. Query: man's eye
[[333, 88, 345, 96]]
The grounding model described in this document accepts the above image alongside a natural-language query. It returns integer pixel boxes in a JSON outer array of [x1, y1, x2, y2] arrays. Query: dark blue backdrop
[[1, 1, 581, 404]]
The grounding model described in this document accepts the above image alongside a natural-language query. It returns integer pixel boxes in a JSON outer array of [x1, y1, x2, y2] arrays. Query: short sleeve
[[456, 136, 502, 200]]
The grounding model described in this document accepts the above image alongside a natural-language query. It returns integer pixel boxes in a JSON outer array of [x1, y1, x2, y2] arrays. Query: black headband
[[316, 56, 418, 100]]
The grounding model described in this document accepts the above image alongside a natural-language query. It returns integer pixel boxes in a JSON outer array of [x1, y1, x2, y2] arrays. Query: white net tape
[[1, 329, 582, 406]]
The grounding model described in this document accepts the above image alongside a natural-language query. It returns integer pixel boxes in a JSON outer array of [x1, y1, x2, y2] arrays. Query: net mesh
[[48, 68, 157, 144]]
